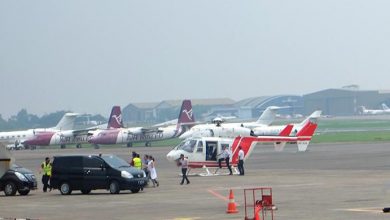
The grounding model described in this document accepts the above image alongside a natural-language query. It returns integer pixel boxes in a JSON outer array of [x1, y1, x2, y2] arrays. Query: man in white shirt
[[178, 154, 190, 185], [238, 146, 245, 175], [218, 146, 233, 175]]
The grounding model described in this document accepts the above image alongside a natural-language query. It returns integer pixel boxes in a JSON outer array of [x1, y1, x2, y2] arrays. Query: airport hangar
[[121, 88, 390, 124]]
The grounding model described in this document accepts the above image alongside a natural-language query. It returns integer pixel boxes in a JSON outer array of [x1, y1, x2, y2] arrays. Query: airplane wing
[[152, 119, 178, 127]]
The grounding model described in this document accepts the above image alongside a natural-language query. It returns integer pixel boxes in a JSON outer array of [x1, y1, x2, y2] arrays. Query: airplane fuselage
[[0, 128, 54, 146], [89, 126, 180, 145], [23, 131, 90, 146]]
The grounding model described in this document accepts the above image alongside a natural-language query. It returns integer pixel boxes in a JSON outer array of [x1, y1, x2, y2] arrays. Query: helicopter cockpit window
[[196, 141, 203, 152], [177, 139, 197, 153]]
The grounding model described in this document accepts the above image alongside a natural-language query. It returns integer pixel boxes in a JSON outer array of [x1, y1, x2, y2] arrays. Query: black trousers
[[42, 174, 51, 192], [219, 157, 232, 174], [181, 168, 190, 184], [238, 160, 244, 175]]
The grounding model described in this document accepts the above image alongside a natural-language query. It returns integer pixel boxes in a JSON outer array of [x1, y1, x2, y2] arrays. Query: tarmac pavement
[[0, 142, 389, 220]]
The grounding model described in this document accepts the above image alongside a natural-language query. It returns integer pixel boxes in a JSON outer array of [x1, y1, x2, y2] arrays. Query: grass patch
[[312, 130, 390, 143]]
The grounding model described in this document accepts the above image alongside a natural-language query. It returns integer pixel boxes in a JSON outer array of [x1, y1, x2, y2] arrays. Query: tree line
[[0, 109, 106, 131]]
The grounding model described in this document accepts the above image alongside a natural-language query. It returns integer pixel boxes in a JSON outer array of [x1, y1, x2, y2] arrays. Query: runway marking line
[[335, 207, 384, 214], [172, 218, 201, 220], [207, 189, 240, 206]]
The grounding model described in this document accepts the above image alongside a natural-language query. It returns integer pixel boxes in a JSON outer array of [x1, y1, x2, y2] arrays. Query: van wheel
[[18, 189, 30, 195], [60, 182, 72, 195], [81, 189, 91, 194], [109, 181, 120, 194], [131, 188, 140, 193], [4, 181, 17, 196]]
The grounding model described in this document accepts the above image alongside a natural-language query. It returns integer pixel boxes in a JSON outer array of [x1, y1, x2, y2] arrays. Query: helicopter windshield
[[177, 139, 198, 153]]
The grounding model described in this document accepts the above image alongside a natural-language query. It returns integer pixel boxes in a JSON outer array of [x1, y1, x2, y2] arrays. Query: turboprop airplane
[[88, 100, 195, 147], [179, 106, 283, 139], [23, 106, 122, 149], [0, 113, 78, 150], [166, 120, 317, 176]]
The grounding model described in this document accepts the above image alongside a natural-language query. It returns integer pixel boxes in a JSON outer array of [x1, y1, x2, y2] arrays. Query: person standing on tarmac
[[178, 154, 190, 185], [238, 146, 245, 175], [147, 155, 159, 187], [133, 154, 142, 170], [130, 151, 137, 166], [218, 146, 233, 175], [40, 157, 52, 192]]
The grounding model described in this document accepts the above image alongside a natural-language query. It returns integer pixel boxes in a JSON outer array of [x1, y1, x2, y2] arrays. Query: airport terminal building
[[121, 87, 390, 124], [304, 88, 390, 116], [122, 96, 304, 124]]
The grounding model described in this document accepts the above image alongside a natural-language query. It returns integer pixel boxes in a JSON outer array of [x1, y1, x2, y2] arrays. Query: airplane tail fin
[[382, 103, 389, 110], [273, 124, 293, 151], [107, 106, 122, 129], [176, 100, 195, 130], [297, 110, 322, 128], [278, 124, 294, 136], [255, 106, 280, 126], [53, 113, 78, 130], [295, 119, 318, 152]]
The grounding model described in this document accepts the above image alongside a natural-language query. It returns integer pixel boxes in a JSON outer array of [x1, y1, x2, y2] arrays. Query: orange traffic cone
[[226, 189, 239, 214], [254, 204, 262, 220]]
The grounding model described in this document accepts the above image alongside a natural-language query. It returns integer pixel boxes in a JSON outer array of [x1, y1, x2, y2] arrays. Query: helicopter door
[[205, 141, 218, 161]]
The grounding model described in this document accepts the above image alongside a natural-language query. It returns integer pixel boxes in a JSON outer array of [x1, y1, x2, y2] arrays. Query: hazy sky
[[1, 1, 390, 119]]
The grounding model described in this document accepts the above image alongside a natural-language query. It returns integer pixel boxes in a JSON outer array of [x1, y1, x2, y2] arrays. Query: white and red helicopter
[[166, 120, 318, 176]]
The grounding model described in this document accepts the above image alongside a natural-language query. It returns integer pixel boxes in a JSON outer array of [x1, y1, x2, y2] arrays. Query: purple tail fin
[[107, 106, 122, 129], [176, 100, 195, 129]]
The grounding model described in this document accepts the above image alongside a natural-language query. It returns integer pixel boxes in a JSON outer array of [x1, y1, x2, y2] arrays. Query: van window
[[54, 157, 82, 168], [102, 155, 130, 168], [84, 157, 104, 168]]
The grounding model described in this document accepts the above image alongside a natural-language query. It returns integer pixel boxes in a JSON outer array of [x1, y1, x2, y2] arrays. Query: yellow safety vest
[[133, 158, 142, 169], [42, 162, 52, 176]]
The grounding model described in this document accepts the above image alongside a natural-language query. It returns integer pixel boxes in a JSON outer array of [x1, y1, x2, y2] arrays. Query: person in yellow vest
[[133, 154, 142, 170], [40, 157, 52, 192]]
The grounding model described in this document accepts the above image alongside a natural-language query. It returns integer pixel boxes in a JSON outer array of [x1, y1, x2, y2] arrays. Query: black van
[[51, 155, 148, 195], [0, 164, 37, 196]]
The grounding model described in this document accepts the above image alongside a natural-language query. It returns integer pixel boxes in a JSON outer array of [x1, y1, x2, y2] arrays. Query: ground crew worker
[[238, 146, 245, 175], [133, 154, 142, 169], [40, 157, 52, 192], [130, 151, 137, 166]]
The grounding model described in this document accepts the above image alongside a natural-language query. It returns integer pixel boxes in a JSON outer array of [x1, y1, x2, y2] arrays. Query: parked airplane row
[[0, 100, 321, 152]]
